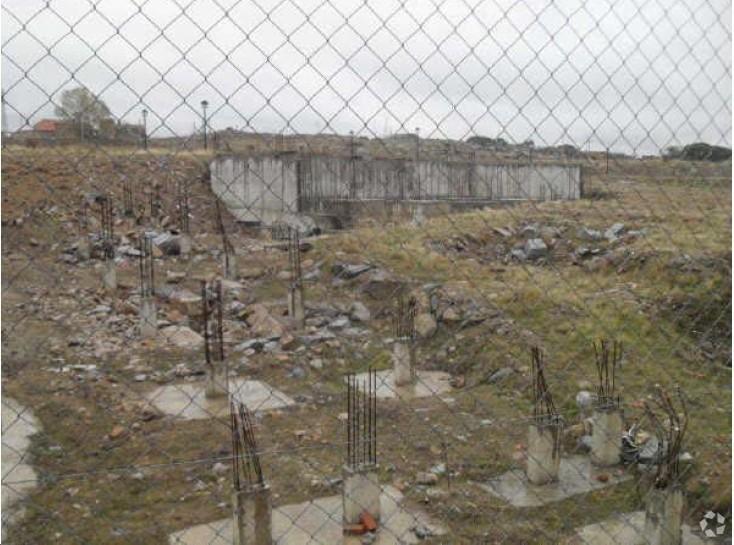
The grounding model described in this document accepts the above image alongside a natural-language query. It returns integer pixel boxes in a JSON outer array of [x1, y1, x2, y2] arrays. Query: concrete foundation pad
[[169, 486, 444, 545], [348, 369, 452, 399], [480, 455, 631, 507], [2, 398, 40, 535], [565, 511, 704, 545], [145, 378, 295, 420]]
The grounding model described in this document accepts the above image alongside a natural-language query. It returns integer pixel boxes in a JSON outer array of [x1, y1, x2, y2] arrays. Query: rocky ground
[[1, 148, 731, 544]]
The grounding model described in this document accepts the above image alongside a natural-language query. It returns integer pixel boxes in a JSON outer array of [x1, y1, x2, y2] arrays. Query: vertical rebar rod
[[201, 280, 210, 366], [215, 199, 232, 271]]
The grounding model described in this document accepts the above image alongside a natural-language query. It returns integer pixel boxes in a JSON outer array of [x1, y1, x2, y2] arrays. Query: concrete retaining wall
[[211, 154, 581, 226]]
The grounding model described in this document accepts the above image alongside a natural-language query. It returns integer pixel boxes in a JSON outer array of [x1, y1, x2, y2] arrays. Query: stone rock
[[576, 390, 596, 413], [240, 267, 265, 280], [414, 313, 438, 338], [415, 472, 438, 486], [492, 226, 513, 238], [521, 224, 539, 238], [108, 426, 127, 440], [289, 367, 306, 379], [212, 462, 228, 475], [510, 249, 526, 261], [576, 435, 593, 453], [280, 333, 298, 350], [153, 233, 191, 256], [524, 238, 548, 260], [166, 271, 187, 283], [487, 367, 514, 384], [605, 223, 625, 241], [282, 213, 319, 236], [332, 262, 373, 279], [299, 330, 336, 345], [349, 301, 371, 322], [578, 227, 603, 241], [441, 307, 461, 323], [245, 303, 286, 337], [167, 288, 202, 317], [359, 269, 402, 300], [329, 316, 350, 330], [160, 326, 204, 349], [309, 358, 323, 370]]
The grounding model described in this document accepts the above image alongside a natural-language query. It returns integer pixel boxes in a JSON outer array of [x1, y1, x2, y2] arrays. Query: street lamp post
[[415, 127, 420, 199], [201, 100, 209, 150], [142, 108, 148, 150]]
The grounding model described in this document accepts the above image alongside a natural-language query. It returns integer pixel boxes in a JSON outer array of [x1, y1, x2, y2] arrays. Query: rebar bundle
[[201, 280, 225, 367], [149, 183, 162, 220], [531, 347, 558, 424], [138, 234, 155, 298], [78, 198, 89, 234], [393, 293, 416, 339], [231, 401, 265, 491], [593, 339, 622, 408], [99, 195, 114, 260], [346, 369, 377, 468], [644, 385, 689, 489], [176, 181, 190, 234], [288, 226, 302, 289], [122, 178, 134, 217]]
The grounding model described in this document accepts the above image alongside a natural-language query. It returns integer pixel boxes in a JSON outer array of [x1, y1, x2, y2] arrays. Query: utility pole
[[201, 100, 209, 150]]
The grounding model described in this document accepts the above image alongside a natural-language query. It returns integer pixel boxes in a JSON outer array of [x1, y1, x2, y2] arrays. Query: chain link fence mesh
[[1, 1, 731, 544]]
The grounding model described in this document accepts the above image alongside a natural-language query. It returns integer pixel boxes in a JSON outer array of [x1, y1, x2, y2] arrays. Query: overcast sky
[[2, 0, 731, 154]]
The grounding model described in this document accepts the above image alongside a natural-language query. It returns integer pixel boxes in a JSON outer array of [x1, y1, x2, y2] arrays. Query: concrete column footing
[[591, 406, 623, 467], [342, 464, 381, 526], [233, 485, 273, 545], [526, 421, 562, 485]]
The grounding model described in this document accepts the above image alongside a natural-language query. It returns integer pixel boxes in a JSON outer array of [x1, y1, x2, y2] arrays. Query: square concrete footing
[[2, 398, 39, 537], [526, 422, 562, 485], [139, 297, 157, 338], [347, 369, 452, 400], [205, 363, 229, 399], [145, 378, 295, 420], [591, 406, 623, 467], [233, 485, 273, 545], [481, 455, 631, 507], [342, 465, 380, 525], [168, 486, 444, 545], [102, 260, 117, 292], [223, 254, 238, 279], [565, 511, 704, 545], [391, 340, 414, 387], [287, 286, 305, 330], [644, 487, 685, 545]]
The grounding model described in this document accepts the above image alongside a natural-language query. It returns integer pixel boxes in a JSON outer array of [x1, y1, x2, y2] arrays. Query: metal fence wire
[[1, 1, 731, 544]]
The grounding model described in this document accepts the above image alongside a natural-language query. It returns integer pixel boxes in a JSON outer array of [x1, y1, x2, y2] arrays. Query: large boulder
[[245, 303, 286, 337], [282, 213, 319, 236], [349, 301, 371, 322], [415, 313, 438, 338], [524, 238, 548, 260], [160, 326, 204, 349], [153, 232, 192, 256]]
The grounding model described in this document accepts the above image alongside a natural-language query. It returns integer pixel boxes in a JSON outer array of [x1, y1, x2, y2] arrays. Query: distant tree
[[55, 87, 111, 139], [680, 142, 732, 162], [664, 146, 682, 159]]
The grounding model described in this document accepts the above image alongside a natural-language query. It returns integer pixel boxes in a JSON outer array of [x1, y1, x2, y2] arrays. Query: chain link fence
[[1, 1, 731, 544]]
